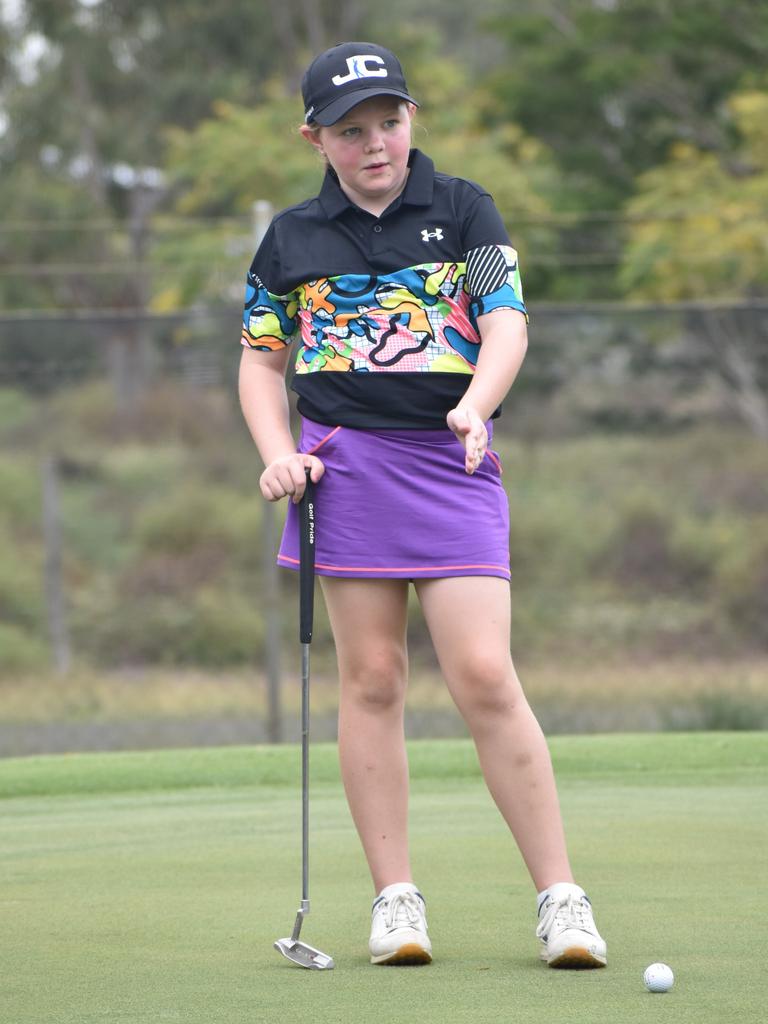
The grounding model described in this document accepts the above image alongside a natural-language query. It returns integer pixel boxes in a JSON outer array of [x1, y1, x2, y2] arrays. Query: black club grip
[[298, 470, 315, 644]]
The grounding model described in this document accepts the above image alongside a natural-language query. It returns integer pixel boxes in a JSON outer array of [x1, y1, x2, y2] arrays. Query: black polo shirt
[[241, 149, 526, 428]]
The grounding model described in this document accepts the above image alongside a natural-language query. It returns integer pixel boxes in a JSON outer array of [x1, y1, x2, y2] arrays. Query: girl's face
[[301, 96, 414, 214]]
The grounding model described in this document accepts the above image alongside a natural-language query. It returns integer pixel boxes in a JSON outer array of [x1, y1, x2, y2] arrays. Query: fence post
[[252, 200, 283, 742], [41, 455, 72, 675]]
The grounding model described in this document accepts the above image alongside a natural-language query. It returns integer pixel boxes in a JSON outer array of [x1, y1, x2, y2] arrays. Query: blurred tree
[[0, 0, 376, 304], [0, 0, 383, 181], [481, 0, 768, 298], [485, 0, 768, 210], [5, 1, 764, 308], [620, 90, 768, 301], [0, 0, 371, 404], [620, 89, 768, 437]]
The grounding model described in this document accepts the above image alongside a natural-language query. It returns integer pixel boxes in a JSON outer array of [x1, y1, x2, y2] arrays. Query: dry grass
[[520, 657, 768, 704], [1, 658, 766, 726]]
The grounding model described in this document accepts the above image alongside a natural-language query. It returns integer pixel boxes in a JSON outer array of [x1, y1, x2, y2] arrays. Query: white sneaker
[[369, 883, 432, 965], [536, 883, 607, 968]]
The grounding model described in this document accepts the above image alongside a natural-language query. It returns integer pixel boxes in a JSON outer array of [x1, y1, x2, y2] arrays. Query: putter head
[[274, 937, 335, 970]]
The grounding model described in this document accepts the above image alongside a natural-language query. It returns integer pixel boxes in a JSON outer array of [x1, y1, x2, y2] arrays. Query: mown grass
[[1, 734, 766, 1024], [1, 731, 765, 799]]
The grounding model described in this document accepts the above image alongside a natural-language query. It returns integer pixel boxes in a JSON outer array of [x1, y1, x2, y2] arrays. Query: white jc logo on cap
[[332, 55, 388, 87]]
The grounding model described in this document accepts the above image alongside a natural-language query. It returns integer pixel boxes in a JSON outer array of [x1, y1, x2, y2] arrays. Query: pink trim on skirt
[[277, 417, 510, 580]]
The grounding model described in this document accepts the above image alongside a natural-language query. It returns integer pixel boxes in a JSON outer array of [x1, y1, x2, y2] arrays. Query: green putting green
[[1, 733, 765, 1024]]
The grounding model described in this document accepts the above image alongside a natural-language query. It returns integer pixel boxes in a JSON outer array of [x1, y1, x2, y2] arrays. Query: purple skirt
[[277, 416, 510, 580]]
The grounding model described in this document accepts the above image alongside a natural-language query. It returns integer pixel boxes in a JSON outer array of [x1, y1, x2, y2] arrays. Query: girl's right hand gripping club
[[273, 470, 335, 970]]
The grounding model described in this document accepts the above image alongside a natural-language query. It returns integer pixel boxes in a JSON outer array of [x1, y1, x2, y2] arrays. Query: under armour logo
[[421, 228, 444, 242], [332, 55, 387, 86]]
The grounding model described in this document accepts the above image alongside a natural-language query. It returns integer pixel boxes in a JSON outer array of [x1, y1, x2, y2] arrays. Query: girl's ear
[[299, 124, 324, 156]]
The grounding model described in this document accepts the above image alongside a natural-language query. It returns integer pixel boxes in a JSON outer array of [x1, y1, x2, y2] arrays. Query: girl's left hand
[[446, 405, 487, 474]]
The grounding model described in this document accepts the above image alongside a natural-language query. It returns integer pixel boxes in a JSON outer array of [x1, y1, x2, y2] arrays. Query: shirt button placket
[[371, 222, 384, 256]]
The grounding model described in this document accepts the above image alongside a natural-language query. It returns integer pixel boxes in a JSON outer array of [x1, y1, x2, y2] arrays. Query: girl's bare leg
[[414, 575, 574, 891], [319, 577, 412, 894]]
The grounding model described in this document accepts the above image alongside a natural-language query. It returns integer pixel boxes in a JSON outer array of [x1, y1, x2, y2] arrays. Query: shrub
[[0, 541, 44, 629], [597, 495, 713, 594], [713, 522, 768, 647], [79, 588, 264, 667], [669, 514, 749, 591], [0, 622, 49, 673], [695, 693, 768, 731], [134, 486, 266, 563], [0, 387, 36, 437], [0, 458, 40, 530], [49, 380, 239, 448]]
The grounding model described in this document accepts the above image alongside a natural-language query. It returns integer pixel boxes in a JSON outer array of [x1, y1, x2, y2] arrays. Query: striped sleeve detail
[[465, 245, 509, 296], [465, 244, 527, 323]]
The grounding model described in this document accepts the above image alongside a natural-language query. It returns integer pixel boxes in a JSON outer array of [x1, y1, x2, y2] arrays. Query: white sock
[[377, 881, 420, 902], [537, 882, 586, 913]]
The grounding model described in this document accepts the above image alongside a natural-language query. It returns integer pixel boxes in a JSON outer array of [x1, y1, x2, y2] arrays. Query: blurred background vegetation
[[1, 0, 766, 753]]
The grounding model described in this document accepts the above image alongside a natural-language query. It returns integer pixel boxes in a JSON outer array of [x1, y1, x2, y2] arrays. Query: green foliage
[[3, 0, 768, 306], [63, 470, 270, 665], [148, 217, 251, 311], [79, 587, 263, 667], [0, 388, 36, 434], [134, 485, 263, 563], [572, 481, 768, 653], [0, 457, 40, 529], [598, 494, 715, 594], [713, 521, 768, 646], [691, 693, 768, 731], [1, 376, 767, 672], [0, 464, 47, 668], [484, 0, 768, 209], [46, 379, 240, 450], [99, 443, 190, 492], [166, 90, 320, 217], [0, 529, 44, 629], [620, 90, 768, 300], [2, 0, 290, 169], [501, 430, 768, 657], [0, 622, 48, 673], [506, 477, 611, 591], [158, 89, 324, 307], [0, 166, 113, 310]]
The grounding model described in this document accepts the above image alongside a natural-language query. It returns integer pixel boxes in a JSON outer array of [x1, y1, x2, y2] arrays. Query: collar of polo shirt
[[318, 149, 435, 219]]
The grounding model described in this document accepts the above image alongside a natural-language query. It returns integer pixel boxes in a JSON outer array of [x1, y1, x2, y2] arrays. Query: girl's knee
[[452, 653, 522, 718], [340, 650, 408, 712]]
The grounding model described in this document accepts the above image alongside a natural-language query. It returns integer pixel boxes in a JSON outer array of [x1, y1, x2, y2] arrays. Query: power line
[[0, 262, 196, 276], [0, 209, 735, 233], [0, 251, 737, 277], [0, 216, 250, 232], [1, 299, 766, 322], [0, 306, 234, 321]]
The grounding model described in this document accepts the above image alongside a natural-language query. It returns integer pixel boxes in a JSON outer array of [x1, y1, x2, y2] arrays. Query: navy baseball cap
[[301, 42, 419, 126]]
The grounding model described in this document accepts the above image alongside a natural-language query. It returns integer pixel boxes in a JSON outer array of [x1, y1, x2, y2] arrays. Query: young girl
[[239, 41, 607, 969]]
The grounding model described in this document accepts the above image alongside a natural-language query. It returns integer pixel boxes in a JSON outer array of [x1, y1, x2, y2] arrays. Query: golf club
[[273, 469, 335, 971]]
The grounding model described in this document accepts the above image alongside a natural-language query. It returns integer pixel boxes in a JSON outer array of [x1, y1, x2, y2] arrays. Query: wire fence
[[4, 298, 764, 430]]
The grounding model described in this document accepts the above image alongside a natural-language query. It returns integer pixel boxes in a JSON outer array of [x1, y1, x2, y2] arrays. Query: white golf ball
[[644, 962, 674, 992]]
